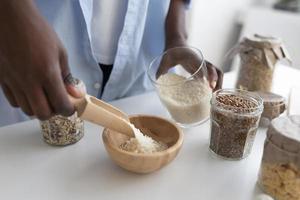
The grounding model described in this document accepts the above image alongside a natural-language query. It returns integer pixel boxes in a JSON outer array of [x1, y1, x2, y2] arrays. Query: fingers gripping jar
[[147, 47, 212, 128], [235, 34, 290, 92], [258, 115, 300, 200]]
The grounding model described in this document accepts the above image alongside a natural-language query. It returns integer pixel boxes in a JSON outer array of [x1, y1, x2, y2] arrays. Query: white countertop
[[1, 65, 299, 200]]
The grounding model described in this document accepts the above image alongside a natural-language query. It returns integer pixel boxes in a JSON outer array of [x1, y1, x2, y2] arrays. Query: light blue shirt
[[0, 0, 171, 126]]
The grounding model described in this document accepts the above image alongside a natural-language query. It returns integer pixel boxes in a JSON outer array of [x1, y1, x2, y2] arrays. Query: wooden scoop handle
[[69, 95, 134, 137]]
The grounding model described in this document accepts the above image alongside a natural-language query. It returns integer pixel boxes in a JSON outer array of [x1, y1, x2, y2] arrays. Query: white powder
[[120, 124, 168, 153], [156, 73, 212, 124]]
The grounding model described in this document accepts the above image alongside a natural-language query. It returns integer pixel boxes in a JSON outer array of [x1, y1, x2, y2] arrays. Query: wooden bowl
[[102, 115, 183, 174]]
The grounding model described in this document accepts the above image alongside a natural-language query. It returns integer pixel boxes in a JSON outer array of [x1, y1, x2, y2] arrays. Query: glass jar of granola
[[209, 89, 263, 160], [40, 113, 84, 146], [258, 115, 300, 200], [235, 34, 290, 92], [40, 77, 85, 146]]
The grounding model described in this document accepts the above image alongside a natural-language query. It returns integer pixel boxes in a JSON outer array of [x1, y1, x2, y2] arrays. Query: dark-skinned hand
[[0, 1, 85, 120]]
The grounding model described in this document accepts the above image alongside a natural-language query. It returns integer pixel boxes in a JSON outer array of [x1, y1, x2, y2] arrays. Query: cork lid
[[239, 34, 291, 68], [267, 115, 300, 154], [243, 34, 283, 49], [258, 92, 286, 120]]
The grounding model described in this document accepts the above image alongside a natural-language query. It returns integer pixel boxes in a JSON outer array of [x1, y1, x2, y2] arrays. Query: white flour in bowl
[[120, 124, 167, 153], [156, 73, 212, 124]]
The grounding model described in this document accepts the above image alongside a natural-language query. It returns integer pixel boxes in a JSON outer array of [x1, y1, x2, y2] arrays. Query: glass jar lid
[[258, 91, 286, 119], [267, 115, 300, 154]]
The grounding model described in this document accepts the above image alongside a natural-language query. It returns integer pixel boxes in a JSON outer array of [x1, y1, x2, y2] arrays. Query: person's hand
[[163, 0, 223, 91], [0, 1, 84, 120], [157, 44, 223, 91], [204, 60, 223, 91]]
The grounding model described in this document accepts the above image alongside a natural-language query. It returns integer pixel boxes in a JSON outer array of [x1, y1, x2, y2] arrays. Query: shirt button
[[94, 82, 101, 89]]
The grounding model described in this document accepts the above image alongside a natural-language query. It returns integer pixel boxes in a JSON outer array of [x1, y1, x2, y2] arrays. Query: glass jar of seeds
[[209, 89, 263, 160], [235, 34, 290, 92], [40, 77, 85, 146], [40, 113, 84, 146], [258, 115, 300, 200]]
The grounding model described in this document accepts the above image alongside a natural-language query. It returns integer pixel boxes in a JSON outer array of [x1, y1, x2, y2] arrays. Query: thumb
[[59, 48, 86, 98], [64, 75, 86, 98]]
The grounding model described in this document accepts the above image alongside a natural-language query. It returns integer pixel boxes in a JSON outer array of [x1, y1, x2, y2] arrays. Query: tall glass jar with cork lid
[[235, 34, 291, 92]]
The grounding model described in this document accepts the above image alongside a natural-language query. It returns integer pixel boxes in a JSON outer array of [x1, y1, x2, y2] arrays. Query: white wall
[[187, 0, 273, 71]]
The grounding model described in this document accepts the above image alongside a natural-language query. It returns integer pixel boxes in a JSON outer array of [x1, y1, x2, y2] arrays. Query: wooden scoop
[[69, 95, 134, 137]]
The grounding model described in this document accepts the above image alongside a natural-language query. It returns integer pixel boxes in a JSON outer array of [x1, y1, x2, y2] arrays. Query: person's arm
[[165, 0, 188, 49], [0, 0, 84, 120], [164, 0, 223, 90]]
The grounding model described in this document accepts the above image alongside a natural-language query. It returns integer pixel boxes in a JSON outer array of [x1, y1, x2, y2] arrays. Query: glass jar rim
[[211, 88, 264, 115], [147, 46, 206, 87]]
